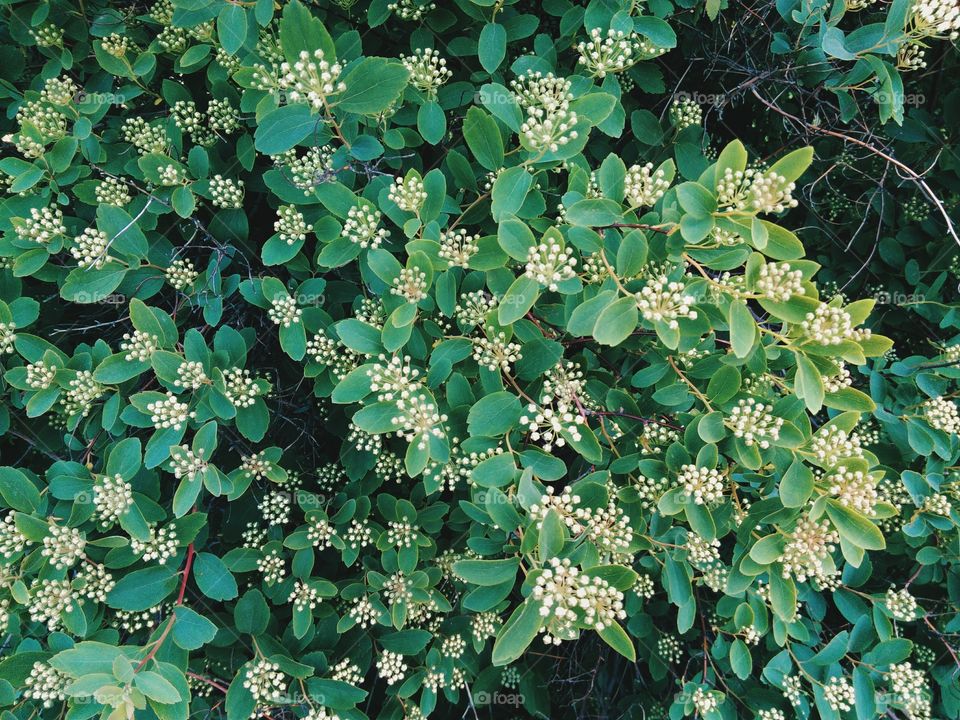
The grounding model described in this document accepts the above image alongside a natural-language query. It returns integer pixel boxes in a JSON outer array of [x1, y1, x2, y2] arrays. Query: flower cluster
[[279, 50, 346, 109], [14, 206, 66, 244], [121, 330, 159, 362], [532, 558, 626, 641], [342, 204, 389, 249], [165, 258, 198, 290], [823, 676, 855, 712], [391, 268, 428, 303], [275, 205, 312, 245], [779, 516, 838, 582], [923, 395, 960, 434], [756, 262, 805, 301], [401, 48, 451, 96], [376, 650, 408, 685], [727, 398, 783, 448], [70, 228, 111, 268], [716, 168, 798, 214], [513, 72, 580, 153], [147, 392, 194, 430], [677, 464, 725, 505], [519, 401, 585, 452], [669, 97, 702, 129], [93, 474, 134, 525], [388, 175, 427, 213], [268, 295, 302, 327], [209, 176, 244, 209], [41, 524, 85, 570], [576, 29, 659, 77], [524, 241, 577, 290], [438, 228, 480, 268], [624, 162, 671, 208], [800, 304, 869, 345], [636, 276, 698, 328], [472, 333, 522, 373]]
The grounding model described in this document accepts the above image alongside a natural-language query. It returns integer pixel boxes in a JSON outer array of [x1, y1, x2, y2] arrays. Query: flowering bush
[[0, 1, 958, 720]]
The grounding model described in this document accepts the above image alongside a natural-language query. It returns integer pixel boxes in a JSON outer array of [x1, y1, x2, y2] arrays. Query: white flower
[[823, 676, 855, 712], [14, 206, 65, 244], [519, 401, 584, 451], [274, 205, 312, 244], [513, 72, 579, 153], [800, 304, 869, 345], [473, 332, 522, 373], [401, 48, 451, 95], [223, 368, 261, 407], [93, 474, 134, 525], [624, 162, 670, 207], [279, 49, 346, 110], [886, 586, 919, 621], [342, 203, 389, 249], [71, 228, 112, 268], [716, 167, 798, 214], [147, 392, 195, 430], [390, 267, 428, 303], [41, 523, 85, 570], [524, 241, 577, 290], [388, 175, 427, 213], [121, 330, 159, 362], [0, 322, 16, 356], [131, 525, 179, 564], [923, 396, 960, 434], [165, 258, 198, 290], [727, 398, 783, 448], [209, 175, 244, 208], [576, 28, 663, 77], [669, 97, 702, 129], [243, 659, 287, 703], [636, 276, 697, 328], [376, 650, 408, 685], [677, 464, 724, 505], [756, 262, 805, 302], [779, 516, 838, 582], [438, 228, 480, 268], [268, 294, 302, 327]]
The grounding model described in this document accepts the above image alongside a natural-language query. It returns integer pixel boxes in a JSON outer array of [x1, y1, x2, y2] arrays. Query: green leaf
[[491, 167, 533, 222], [135, 671, 182, 704], [497, 275, 539, 325], [108, 566, 178, 611], [452, 558, 519, 586], [171, 607, 217, 650], [193, 552, 239, 601], [728, 300, 756, 358], [564, 198, 622, 227], [478, 22, 507, 73], [825, 500, 885, 551], [217, 4, 247, 55], [254, 105, 317, 155], [0, 467, 40, 512], [491, 599, 542, 666], [337, 58, 409, 115], [463, 107, 503, 171], [780, 459, 814, 508], [593, 296, 638, 346], [467, 391, 522, 436]]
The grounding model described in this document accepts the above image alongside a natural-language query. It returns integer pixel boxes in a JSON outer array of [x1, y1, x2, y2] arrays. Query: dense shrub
[[0, 1, 958, 719]]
